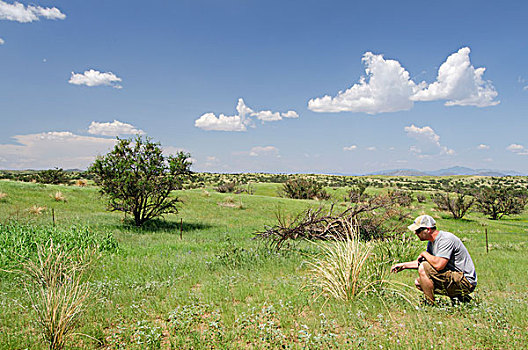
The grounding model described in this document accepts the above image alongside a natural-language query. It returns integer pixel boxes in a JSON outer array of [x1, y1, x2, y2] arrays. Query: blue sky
[[1, 0, 527, 173]]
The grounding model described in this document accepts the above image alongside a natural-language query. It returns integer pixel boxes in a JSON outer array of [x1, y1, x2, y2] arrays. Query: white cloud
[[0, 1, 65, 23], [477, 144, 490, 150], [412, 47, 499, 107], [88, 120, 144, 137], [366, 146, 377, 151], [249, 146, 279, 157], [343, 145, 357, 151], [0, 131, 116, 169], [195, 98, 298, 131], [405, 124, 454, 156], [308, 47, 498, 115], [405, 125, 440, 145], [506, 144, 528, 155], [69, 69, 123, 89], [0, 37, 4, 45], [308, 52, 420, 114]]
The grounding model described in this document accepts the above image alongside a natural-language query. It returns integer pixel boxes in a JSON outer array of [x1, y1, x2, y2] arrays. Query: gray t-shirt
[[427, 231, 477, 286]]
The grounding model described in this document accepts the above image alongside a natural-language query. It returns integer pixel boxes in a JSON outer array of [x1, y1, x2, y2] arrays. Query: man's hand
[[391, 263, 405, 273]]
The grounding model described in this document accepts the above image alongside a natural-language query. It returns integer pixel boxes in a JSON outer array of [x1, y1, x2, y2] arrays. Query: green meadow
[[0, 177, 527, 349]]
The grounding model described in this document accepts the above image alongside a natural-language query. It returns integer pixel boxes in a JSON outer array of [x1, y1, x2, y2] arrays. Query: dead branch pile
[[255, 194, 411, 250]]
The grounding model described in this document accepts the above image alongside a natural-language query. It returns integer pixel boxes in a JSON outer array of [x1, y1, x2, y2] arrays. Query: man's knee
[[414, 278, 422, 290], [418, 261, 433, 277]]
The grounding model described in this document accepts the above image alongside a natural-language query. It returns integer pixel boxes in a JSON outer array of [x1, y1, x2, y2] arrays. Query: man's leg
[[418, 263, 435, 303], [414, 278, 422, 291]]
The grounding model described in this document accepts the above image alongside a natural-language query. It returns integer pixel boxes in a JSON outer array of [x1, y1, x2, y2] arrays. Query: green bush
[[279, 178, 330, 200]]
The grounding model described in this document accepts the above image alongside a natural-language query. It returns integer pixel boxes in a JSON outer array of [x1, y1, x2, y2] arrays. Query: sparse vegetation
[[0, 175, 527, 349]]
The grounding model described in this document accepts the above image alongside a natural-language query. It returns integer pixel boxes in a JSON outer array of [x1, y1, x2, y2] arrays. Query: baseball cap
[[408, 215, 436, 232]]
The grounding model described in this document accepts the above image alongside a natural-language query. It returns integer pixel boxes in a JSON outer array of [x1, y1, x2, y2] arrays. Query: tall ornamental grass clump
[[0, 222, 118, 271], [307, 233, 372, 300], [19, 241, 97, 350], [307, 230, 415, 303]]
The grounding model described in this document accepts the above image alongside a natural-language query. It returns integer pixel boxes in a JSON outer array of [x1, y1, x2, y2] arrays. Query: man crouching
[[391, 215, 477, 304]]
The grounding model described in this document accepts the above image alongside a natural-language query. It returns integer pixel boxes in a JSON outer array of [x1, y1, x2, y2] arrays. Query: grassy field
[[0, 178, 527, 349]]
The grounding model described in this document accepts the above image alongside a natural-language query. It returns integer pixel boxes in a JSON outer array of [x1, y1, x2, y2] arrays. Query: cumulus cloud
[[195, 98, 298, 131], [506, 144, 528, 155], [0, 37, 4, 45], [308, 47, 498, 114], [366, 146, 377, 151], [412, 47, 499, 107], [0, 131, 116, 169], [88, 120, 144, 137], [249, 146, 279, 157], [343, 145, 357, 151], [69, 69, 123, 89], [405, 124, 454, 156], [0, 1, 65, 22], [477, 144, 490, 150], [308, 52, 420, 114]]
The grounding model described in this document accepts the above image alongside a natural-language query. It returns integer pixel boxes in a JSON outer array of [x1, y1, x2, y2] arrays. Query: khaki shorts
[[421, 261, 475, 298]]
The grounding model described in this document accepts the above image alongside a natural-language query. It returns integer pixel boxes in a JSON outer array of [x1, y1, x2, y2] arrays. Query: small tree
[[431, 191, 474, 219], [89, 136, 192, 226], [473, 180, 527, 220]]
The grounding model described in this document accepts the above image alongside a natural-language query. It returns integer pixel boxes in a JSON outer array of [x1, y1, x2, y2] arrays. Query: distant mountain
[[367, 166, 527, 177]]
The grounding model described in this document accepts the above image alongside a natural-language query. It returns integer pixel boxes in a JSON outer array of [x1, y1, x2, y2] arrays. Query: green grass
[[0, 179, 527, 349]]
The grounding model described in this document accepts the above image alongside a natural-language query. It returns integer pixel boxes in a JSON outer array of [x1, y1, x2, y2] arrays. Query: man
[[391, 215, 477, 304]]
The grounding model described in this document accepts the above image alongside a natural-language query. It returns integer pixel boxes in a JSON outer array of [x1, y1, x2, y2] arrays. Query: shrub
[[89, 135, 192, 226], [37, 168, 70, 185], [346, 181, 369, 203], [387, 189, 413, 207], [215, 181, 236, 193], [431, 191, 474, 219], [473, 180, 527, 220], [279, 178, 330, 200], [416, 194, 426, 203]]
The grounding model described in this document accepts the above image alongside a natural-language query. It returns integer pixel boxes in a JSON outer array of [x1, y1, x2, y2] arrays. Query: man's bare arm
[[418, 251, 448, 271], [391, 260, 419, 273]]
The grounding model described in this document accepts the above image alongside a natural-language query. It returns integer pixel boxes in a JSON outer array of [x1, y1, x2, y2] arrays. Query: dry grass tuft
[[202, 190, 211, 197], [51, 191, 66, 202], [19, 242, 97, 350], [75, 180, 87, 187], [0, 192, 7, 201], [29, 205, 47, 215], [218, 196, 244, 209]]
